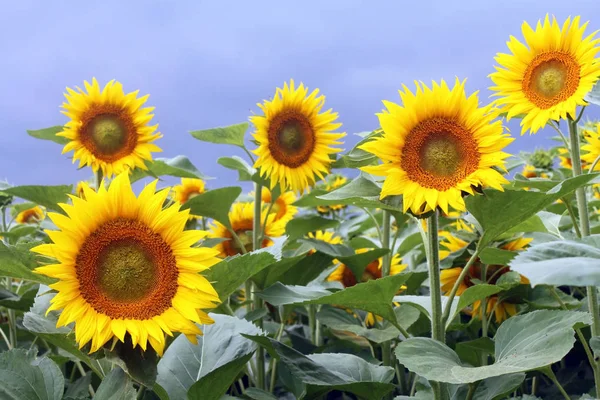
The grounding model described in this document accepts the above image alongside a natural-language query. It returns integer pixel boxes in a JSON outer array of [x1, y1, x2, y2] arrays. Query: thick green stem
[[381, 210, 392, 370], [308, 305, 317, 344], [544, 366, 570, 400], [252, 182, 265, 389]]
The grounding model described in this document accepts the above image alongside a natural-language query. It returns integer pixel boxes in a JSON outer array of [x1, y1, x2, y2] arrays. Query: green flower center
[[89, 114, 128, 155], [420, 134, 462, 177], [279, 122, 305, 152], [532, 60, 567, 99]]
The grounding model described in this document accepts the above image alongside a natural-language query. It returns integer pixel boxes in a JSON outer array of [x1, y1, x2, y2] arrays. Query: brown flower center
[[268, 110, 315, 168], [523, 51, 581, 109], [341, 260, 381, 288], [76, 218, 178, 319]]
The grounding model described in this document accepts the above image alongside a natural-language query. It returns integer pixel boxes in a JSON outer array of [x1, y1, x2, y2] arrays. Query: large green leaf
[[466, 174, 599, 248], [585, 80, 600, 106], [0, 285, 37, 311], [130, 156, 211, 183], [217, 156, 255, 182], [246, 335, 395, 399], [0, 242, 54, 284], [336, 249, 390, 283], [205, 250, 277, 302], [510, 236, 600, 287], [94, 367, 137, 400], [156, 314, 263, 400], [27, 126, 69, 145], [0, 348, 64, 400], [187, 352, 254, 400], [256, 252, 334, 289], [395, 310, 591, 384], [2, 185, 73, 213], [330, 131, 382, 169], [258, 274, 412, 330], [285, 216, 340, 242], [180, 186, 242, 229], [190, 122, 248, 148]]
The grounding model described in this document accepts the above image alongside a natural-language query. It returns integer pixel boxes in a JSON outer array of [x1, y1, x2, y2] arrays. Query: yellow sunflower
[[328, 248, 406, 288], [58, 78, 162, 177], [472, 296, 517, 323], [490, 15, 600, 134], [251, 80, 345, 193], [15, 206, 45, 224], [33, 173, 221, 355], [438, 232, 470, 261], [259, 187, 298, 223], [360, 79, 513, 216], [75, 181, 95, 200], [582, 122, 600, 171], [317, 175, 348, 214], [173, 178, 206, 204], [307, 230, 343, 246], [209, 202, 285, 258]]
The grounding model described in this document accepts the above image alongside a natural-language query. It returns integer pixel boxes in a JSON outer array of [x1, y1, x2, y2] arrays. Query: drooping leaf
[[94, 367, 137, 400], [187, 352, 254, 400], [285, 216, 340, 242], [0, 285, 37, 311], [130, 156, 211, 183], [104, 337, 158, 387], [0, 242, 54, 284], [2, 185, 73, 213], [258, 274, 412, 330], [257, 252, 335, 289], [180, 186, 242, 230], [510, 236, 600, 287], [392, 295, 459, 328], [27, 126, 69, 145], [478, 248, 517, 266], [246, 335, 395, 399], [526, 286, 580, 309], [190, 122, 248, 148], [395, 310, 591, 383], [330, 130, 382, 169], [466, 174, 600, 248], [0, 348, 64, 400], [156, 314, 263, 400], [217, 156, 255, 182]]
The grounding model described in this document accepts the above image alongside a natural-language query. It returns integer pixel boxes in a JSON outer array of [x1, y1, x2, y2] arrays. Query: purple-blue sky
[[1, 1, 599, 188]]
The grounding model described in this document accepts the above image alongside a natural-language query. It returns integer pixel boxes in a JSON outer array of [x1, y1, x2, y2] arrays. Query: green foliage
[[130, 155, 211, 183], [27, 126, 69, 145], [2, 185, 73, 213], [180, 186, 242, 229], [190, 122, 249, 148]]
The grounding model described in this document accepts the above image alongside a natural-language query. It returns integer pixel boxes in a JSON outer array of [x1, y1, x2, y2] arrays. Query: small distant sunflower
[[307, 230, 343, 245], [259, 187, 298, 223], [490, 15, 600, 134], [33, 173, 221, 355], [361, 79, 513, 216], [209, 202, 285, 257], [15, 206, 45, 224], [582, 122, 600, 171], [472, 296, 517, 323], [59, 78, 162, 177], [521, 164, 550, 179], [317, 175, 348, 215], [173, 178, 206, 204], [75, 182, 95, 200], [328, 248, 407, 288], [438, 232, 470, 260], [251, 80, 345, 193]]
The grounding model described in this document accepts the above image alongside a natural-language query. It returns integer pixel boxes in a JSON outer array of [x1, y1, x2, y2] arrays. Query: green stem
[[269, 322, 286, 393], [95, 169, 103, 191], [441, 244, 481, 325], [364, 207, 383, 244], [568, 118, 600, 339], [550, 121, 571, 151], [544, 366, 570, 400], [480, 264, 489, 366], [531, 376, 537, 396], [252, 182, 265, 389], [588, 154, 600, 173], [381, 210, 392, 371], [308, 304, 317, 344], [562, 197, 582, 238], [0, 326, 12, 349], [465, 382, 478, 400]]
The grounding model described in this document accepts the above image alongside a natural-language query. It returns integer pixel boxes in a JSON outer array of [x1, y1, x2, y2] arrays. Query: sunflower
[[15, 206, 45, 224], [259, 187, 298, 223], [490, 15, 600, 134], [360, 79, 513, 216], [582, 122, 600, 171], [173, 178, 206, 204], [327, 248, 406, 288], [438, 232, 470, 260], [472, 296, 517, 323], [75, 181, 95, 200], [209, 202, 285, 258], [317, 175, 348, 215], [58, 78, 162, 177], [251, 80, 346, 193], [33, 173, 221, 355], [307, 230, 343, 245]]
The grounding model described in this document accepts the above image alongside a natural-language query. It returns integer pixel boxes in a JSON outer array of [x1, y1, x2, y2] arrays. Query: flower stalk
[[252, 182, 265, 389]]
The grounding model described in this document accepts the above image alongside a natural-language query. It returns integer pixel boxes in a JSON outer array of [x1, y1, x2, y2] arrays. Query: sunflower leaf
[[2, 185, 73, 213], [26, 126, 69, 145], [190, 122, 248, 148], [217, 156, 255, 182], [157, 314, 263, 400], [130, 155, 212, 183], [180, 186, 242, 230], [285, 216, 340, 242], [0, 241, 55, 284], [585, 80, 600, 106], [395, 310, 591, 384], [94, 367, 137, 400]]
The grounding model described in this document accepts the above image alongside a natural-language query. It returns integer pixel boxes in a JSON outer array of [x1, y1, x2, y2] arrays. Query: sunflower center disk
[[76, 219, 178, 320], [523, 52, 581, 109], [89, 115, 128, 155], [79, 106, 138, 162], [420, 135, 461, 177], [268, 111, 316, 168]]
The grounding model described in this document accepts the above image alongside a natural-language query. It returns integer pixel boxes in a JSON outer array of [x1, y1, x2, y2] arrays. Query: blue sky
[[1, 0, 599, 189]]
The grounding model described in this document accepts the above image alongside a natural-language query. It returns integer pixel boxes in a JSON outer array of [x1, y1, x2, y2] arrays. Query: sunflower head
[[58, 78, 162, 177], [251, 80, 345, 193], [472, 296, 518, 323], [490, 15, 600, 134], [209, 202, 285, 257], [327, 248, 406, 288], [173, 178, 206, 204], [33, 173, 221, 355], [582, 122, 600, 171], [259, 187, 298, 223], [361, 79, 513, 216], [15, 206, 45, 224]]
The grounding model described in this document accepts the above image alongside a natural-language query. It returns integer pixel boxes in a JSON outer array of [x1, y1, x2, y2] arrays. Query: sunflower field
[[2, 14, 600, 400]]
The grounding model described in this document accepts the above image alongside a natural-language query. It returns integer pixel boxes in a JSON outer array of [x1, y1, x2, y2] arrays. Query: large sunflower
[[360, 79, 513, 215], [251, 80, 346, 193], [490, 15, 600, 134], [59, 78, 162, 177], [209, 202, 285, 257], [33, 173, 221, 355], [582, 121, 600, 171]]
